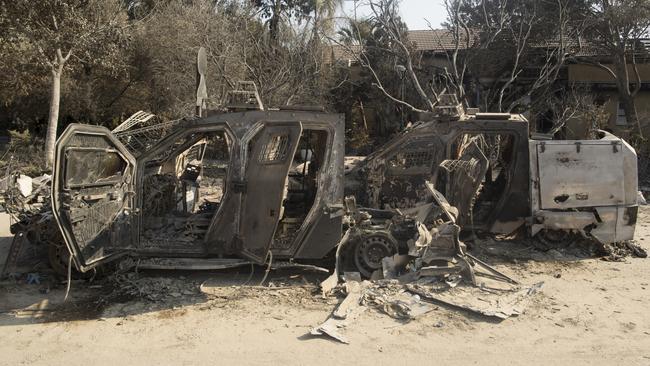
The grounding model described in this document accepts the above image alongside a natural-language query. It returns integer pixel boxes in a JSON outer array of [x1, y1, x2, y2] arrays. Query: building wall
[[603, 91, 650, 136], [568, 64, 650, 83], [564, 90, 650, 139], [566, 63, 650, 139]]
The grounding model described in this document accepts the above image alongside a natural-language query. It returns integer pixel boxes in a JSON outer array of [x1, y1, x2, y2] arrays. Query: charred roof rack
[[224, 81, 264, 111], [112, 111, 156, 133], [113, 111, 184, 157]]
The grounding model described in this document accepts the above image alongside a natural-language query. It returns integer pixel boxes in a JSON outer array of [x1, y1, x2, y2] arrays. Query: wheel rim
[[354, 235, 397, 278]]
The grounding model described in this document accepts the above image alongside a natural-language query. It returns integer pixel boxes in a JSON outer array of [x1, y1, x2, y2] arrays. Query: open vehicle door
[[52, 124, 137, 272], [239, 122, 302, 262]]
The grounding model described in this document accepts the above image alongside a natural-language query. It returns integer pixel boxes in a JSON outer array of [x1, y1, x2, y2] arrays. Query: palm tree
[[337, 17, 373, 45], [312, 0, 343, 39]]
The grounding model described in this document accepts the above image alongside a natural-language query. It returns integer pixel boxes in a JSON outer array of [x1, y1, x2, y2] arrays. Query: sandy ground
[[1, 209, 649, 366]]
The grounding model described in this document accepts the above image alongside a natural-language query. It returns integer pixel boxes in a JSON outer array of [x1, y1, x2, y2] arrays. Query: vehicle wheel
[[353, 234, 398, 278], [534, 229, 572, 250]]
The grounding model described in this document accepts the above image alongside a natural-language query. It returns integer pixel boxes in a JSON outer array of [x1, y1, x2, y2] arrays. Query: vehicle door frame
[[133, 122, 237, 254], [271, 122, 337, 258], [51, 124, 137, 271], [441, 120, 530, 233]]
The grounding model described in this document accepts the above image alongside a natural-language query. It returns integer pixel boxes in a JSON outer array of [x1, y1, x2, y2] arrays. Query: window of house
[[616, 102, 628, 126]]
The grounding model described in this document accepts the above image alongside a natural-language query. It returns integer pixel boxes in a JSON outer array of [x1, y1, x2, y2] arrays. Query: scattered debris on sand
[[407, 282, 543, 320], [311, 271, 542, 343], [310, 188, 542, 343], [470, 235, 647, 263], [111, 273, 202, 302], [600, 240, 648, 262], [311, 280, 369, 344]]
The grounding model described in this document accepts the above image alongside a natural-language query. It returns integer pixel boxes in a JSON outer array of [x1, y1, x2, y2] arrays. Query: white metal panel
[[537, 142, 625, 209]]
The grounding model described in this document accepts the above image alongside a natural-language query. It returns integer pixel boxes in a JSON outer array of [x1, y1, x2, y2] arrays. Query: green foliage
[[337, 18, 373, 45], [0, 0, 339, 137], [253, 0, 314, 41], [329, 3, 425, 139], [0, 130, 47, 176]]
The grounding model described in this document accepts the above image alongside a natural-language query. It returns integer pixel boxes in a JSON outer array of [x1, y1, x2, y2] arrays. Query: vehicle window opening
[[272, 129, 328, 250], [140, 131, 231, 247], [259, 134, 289, 163], [65, 149, 127, 187], [145, 133, 200, 168]]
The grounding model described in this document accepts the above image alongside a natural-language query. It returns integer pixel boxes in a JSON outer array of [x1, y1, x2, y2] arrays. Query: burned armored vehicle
[[51, 110, 346, 273], [346, 100, 639, 246], [5, 93, 637, 277]]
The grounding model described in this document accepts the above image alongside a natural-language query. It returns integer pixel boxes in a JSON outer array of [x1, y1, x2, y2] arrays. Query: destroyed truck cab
[[346, 102, 638, 246], [51, 110, 346, 272]]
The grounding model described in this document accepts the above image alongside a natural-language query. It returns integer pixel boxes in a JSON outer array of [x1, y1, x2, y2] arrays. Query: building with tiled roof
[[327, 29, 650, 139], [408, 29, 477, 52], [327, 29, 476, 64]]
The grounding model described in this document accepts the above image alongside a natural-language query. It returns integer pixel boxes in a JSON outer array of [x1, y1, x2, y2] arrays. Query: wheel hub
[[354, 234, 397, 278]]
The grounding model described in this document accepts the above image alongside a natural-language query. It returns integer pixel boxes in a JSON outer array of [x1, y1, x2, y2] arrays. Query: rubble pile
[[0, 173, 58, 278], [312, 274, 542, 344], [600, 240, 648, 262], [472, 236, 601, 261], [111, 272, 202, 302], [311, 186, 542, 344], [362, 281, 435, 320], [1, 173, 51, 218], [470, 234, 648, 263]]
